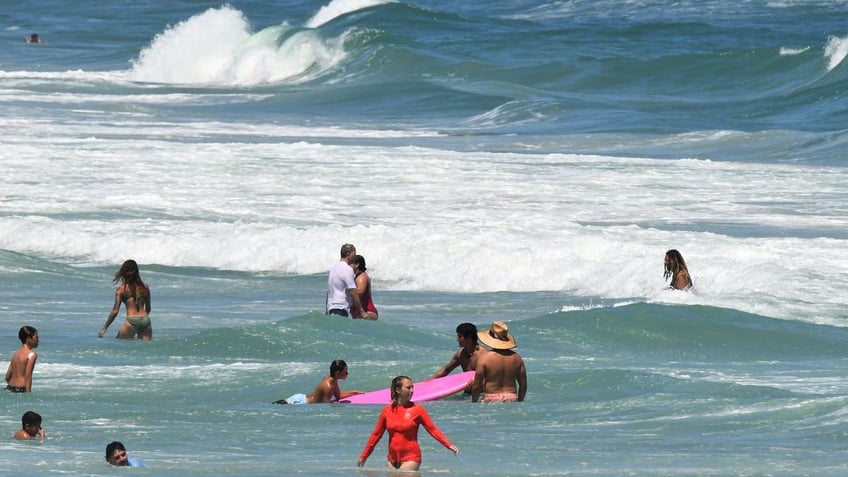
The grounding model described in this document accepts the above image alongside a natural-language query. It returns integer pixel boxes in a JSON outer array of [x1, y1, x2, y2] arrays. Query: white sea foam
[[824, 35, 848, 71], [306, 0, 396, 28], [128, 6, 349, 85], [779, 46, 810, 56], [2, 116, 848, 326]]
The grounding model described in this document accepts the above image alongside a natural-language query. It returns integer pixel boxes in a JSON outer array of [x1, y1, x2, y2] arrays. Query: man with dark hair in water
[[105, 441, 145, 467], [274, 359, 364, 404], [5, 326, 39, 393], [13, 411, 45, 440], [430, 323, 481, 390]]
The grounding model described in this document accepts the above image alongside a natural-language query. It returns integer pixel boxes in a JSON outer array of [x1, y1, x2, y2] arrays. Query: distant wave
[[128, 6, 352, 86], [306, 0, 396, 28], [824, 35, 848, 71]]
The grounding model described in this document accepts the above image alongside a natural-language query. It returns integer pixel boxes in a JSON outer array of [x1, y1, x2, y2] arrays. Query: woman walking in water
[[99, 259, 152, 340], [358, 375, 458, 471], [664, 249, 693, 290]]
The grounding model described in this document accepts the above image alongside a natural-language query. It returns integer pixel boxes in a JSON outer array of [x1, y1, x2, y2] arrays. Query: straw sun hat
[[477, 321, 516, 350]]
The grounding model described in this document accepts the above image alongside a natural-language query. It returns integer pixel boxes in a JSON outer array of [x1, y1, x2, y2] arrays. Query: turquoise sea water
[[2, 1, 848, 475]]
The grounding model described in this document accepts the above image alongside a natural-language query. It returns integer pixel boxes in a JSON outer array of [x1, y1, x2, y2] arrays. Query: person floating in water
[[25, 34, 42, 44], [273, 359, 363, 404], [5, 326, 39, 393], [664, 249, 693, 290], [99, 259, 152, 340]]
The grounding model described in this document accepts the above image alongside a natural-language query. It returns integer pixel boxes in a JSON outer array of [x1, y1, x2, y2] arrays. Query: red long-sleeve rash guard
[[360, 402, 454, 463]]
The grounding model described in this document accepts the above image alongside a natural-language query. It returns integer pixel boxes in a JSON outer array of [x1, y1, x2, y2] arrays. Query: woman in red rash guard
[[358, 375, 459, 471]]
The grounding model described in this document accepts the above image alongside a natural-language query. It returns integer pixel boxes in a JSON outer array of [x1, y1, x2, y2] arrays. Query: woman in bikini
[[664, 249, 693, 290], [98, 259, 152, 340], [358, 376, 458, 471]]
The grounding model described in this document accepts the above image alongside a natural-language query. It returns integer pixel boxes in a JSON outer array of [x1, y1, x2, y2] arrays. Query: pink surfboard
[[340, 371, 475, 405]]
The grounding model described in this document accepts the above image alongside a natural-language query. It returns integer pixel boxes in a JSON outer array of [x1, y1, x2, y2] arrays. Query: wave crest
[[128, 6, 349, 86]]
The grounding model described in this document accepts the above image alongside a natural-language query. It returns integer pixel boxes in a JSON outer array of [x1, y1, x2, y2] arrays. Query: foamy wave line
[[779, 46, 809, 56], [39, 361, 315, 387]]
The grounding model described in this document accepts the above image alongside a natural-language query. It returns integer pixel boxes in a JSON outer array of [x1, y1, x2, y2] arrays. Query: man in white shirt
[[326, 243, 362, 317]]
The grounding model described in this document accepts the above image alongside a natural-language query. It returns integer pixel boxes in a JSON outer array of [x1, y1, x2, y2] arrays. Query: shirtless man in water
[[274, 359, 363, 404], [472, 321, 527, 403], [430, 323, 482, 393], [5, 326, 39, 393]]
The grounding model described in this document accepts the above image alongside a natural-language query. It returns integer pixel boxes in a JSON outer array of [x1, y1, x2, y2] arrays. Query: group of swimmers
[[12, 408, 142, 467], [269, 318, 527, 470], [5, 260, 149, 396], [5, 245, 689, 470]]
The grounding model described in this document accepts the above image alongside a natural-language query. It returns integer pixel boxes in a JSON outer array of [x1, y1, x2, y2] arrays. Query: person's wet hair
[[330, 359, 348, 376], [353, 255, 367, 272], [18, 325, 37, 344], [106, 441, 126, 460], [22, 411, 41, 428], [456, 323, 477, 342], [340, 243, 355, 258], [390, 375, 412, 403]]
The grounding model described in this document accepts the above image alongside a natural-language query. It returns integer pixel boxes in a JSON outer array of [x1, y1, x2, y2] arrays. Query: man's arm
[[516, 359, 527, 402], [430, 350, 461, 379], [348, 287, 363, 317], [471, 360, 486, 403]]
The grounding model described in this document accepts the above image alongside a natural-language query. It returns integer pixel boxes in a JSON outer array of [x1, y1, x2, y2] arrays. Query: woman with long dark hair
[[350, 255, 378, 320], [664, 249, 693, 290], [98, 259, 152, 340]]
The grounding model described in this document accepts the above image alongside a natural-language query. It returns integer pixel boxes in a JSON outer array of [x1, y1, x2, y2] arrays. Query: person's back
[[309, 374, 338, 403], [5, 326, 39, 393], [472, 321, 527, 403], [477, 349, 524, 394]]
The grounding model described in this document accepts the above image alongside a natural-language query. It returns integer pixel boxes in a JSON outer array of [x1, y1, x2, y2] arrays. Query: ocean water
[[2, 0, 848, 475]]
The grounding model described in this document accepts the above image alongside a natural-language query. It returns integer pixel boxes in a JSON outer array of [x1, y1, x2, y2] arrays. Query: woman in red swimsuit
[[358, 376, 459, 471], [350, 255, 378, 320]]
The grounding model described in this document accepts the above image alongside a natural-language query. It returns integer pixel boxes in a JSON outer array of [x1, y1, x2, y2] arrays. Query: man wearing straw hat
[[471, 321, 527, 403]]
